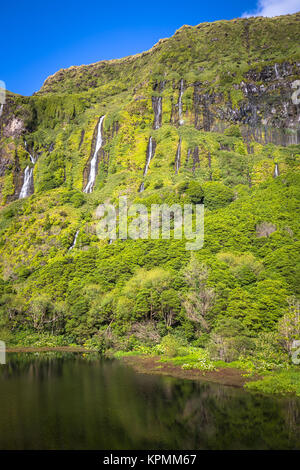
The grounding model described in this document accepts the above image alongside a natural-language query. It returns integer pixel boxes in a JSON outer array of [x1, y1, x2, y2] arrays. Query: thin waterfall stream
[[152, 97, 162, 130], [84, 115, 105, 193], [138, 96, 161, 192], [19, 167, 34, 199], [69, 230, 79, 251], [139, 137, 155, 192], [175, 138, 181, 174], [19, 141, 36, 199], [178, 79, 184, 125]]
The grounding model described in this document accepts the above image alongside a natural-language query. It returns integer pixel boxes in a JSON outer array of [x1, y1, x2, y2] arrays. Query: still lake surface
[[0, 353, 299, 450]]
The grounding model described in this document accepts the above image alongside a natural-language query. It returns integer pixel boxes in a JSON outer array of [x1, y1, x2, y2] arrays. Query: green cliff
[[0, 13, 299, 391]]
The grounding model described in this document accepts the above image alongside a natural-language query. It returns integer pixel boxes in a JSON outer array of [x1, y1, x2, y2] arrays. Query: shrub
[[202, 182, 234, 210], [224, 124, 242, 138], [245, 369, 300, 396], [70, 192, 85, 208], [186, 182, 204, 204], [160, 334, 183, 357]]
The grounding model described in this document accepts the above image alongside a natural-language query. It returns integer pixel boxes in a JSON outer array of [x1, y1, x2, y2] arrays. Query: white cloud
[[242, 0, 300, 18]]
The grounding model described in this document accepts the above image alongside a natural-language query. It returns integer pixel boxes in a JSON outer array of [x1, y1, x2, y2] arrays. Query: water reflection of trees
[[0, 354, 299, 450]]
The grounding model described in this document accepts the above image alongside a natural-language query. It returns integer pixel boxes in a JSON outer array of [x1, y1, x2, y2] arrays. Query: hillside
[[0, 13, 299, 389]]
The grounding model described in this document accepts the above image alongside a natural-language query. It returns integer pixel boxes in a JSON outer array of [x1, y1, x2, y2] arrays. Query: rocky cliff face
[[0, 13, 299, 205], [216, 61, 300, 145]]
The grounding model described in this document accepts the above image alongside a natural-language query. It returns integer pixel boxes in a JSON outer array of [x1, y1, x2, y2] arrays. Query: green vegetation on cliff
[[0, 13, 299, 394]]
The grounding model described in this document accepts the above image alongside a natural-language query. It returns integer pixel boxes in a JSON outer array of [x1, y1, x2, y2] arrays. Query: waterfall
[[143, 137, 153, 177], [84, 115, 105, 193], [178, 79, 184, 125], [152, 97, 162, 130], [19, 166, 34, 199], [0, 104, 3, 117], [19, 140, 36, 199], [139, 137, 154, 193], [69, 230, 79, 251], [175, 138, 181, 174], [274, 63, 280, 79], [24, 140, 36, 164], [274, 163, 279, 177]]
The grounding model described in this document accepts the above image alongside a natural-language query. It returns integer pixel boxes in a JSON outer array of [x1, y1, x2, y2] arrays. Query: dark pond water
[[0, 353, 299, 450]]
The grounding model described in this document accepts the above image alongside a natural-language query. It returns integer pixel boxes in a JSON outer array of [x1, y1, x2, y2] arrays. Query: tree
[[120, 268, 175, 323], [183, 257, 216, 332], [277, 297, 300, 353], [0, 293, 24, 330], [30, 295, 66, 333], [160, 288, 180, 327], [129, 321, 161, 346], [30, 295, 52, 330], [226, 280, 288, 331], [209, 317, 254, 362]]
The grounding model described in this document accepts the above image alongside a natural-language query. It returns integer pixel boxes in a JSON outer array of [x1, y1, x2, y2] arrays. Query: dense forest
[[0, 13, 299, 394]]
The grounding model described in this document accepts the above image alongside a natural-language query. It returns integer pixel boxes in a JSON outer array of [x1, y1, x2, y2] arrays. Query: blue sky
[[1, 0, 299, 96]]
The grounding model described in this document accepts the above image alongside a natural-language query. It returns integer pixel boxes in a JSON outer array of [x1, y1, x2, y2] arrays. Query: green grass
[[0, 329, 78, 348], [112, 350, 151, 359], [245, 369, 300, 396]]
